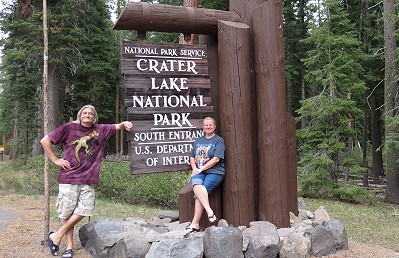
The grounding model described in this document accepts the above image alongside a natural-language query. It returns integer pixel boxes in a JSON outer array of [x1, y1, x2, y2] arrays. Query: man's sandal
[[61, 249, 74, 258], [48, 232, 59, 256]]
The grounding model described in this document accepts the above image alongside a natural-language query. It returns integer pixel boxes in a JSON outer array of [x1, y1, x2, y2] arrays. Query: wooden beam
[[113, 2, 241, 35]]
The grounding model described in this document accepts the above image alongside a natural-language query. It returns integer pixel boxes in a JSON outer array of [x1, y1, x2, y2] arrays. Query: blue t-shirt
[[191, 135, 225, 175]]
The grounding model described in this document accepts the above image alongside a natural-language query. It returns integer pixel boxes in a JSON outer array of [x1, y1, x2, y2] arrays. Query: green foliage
[[0, 156, 191, 209], [47, 0, 120, 120], [0, 155, 58, 195], [200, 0, 228, 10], [299, 170, 372, 203], [98, 161, 190, 209], [384, 115, 399, 161], [297, 0, 368, 185], [0, 0, 121, 158]]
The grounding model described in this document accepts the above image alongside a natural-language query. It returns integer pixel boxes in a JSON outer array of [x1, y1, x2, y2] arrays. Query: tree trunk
[[362, 104, 369, 187], [370, 94, 383, 183], [383, 0, 399, 204], [11, 101, 20, 160], [48, 63, 65, 130]]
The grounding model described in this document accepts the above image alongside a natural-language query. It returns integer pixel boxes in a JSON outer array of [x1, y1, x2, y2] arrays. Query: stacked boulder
[[79, 203, 348, 258]]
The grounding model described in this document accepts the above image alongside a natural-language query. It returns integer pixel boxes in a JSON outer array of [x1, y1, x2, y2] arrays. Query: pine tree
[[297, 0, 367, 197], [0, 0, 120, 158]]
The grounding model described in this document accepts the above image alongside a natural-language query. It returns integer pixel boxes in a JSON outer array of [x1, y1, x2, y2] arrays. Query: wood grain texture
[[253, 0, 290, 227], [114, 2, 241, 34], [218, 20, 256, 227]]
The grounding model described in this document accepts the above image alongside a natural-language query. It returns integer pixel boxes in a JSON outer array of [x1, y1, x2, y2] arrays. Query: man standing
[[41, 105, 133, 257]]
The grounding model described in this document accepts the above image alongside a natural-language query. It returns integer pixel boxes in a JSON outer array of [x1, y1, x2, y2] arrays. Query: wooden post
[[253, 0, 290, 227], [230, 0, 267, 27], [42, 0, 50, 245], [218, 20, 256, 226], [178, 183, 222, 230]]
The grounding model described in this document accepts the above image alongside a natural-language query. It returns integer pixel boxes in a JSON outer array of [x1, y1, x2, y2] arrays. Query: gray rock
[[158, 210, 179, 222], [297, 197, 306, 210], [78, 202, 349, 258], [217, 218, 229, 227], [203, 226, 244, 258], [304, 219, 348, 257], [243, 221, 280, 258], [314, 206, 330, 221], [326, 219, 349, 251], [145, 238, 203, 258], [79, 217, 150, 258], [279, 233, 311, 258]]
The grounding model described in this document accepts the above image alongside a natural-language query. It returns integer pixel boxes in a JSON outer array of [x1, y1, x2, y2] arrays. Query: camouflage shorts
[[56, 184, 95, 219]]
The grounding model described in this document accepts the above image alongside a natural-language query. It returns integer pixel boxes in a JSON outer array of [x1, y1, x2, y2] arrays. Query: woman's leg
[[188, 199, 204, 229], [193, 184, 214, 217]]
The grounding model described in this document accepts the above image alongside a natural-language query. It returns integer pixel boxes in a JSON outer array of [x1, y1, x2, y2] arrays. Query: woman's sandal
[[208, 214, 217, 223], [186, 224, 200, 232]]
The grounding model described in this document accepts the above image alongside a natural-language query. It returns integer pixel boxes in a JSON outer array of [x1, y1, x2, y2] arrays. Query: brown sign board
[[121, 42, 213, 174]]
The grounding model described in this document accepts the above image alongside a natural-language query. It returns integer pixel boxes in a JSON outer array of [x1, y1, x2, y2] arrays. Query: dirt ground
[[1, 194, 399, 258]]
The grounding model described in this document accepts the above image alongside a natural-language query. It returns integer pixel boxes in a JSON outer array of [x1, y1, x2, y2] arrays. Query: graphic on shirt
[[70, 131, 99, 169], [196, 145, 210, 168]]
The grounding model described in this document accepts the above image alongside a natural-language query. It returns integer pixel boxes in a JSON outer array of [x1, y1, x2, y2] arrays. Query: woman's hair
[[75, 105, 98, 124], [203, 117, 216, 126]]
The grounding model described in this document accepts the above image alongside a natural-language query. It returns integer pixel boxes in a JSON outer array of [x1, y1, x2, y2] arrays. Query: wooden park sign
[[115, 1, 298, 228], [121, 42, 213, 174]]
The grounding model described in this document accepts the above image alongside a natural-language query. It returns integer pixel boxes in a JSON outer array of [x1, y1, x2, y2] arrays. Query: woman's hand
[[191, 167, 203, 176]]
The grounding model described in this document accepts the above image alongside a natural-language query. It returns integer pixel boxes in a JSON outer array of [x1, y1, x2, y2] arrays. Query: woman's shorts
[[190, 173, 223, 194], [56, 184, 95, 219]]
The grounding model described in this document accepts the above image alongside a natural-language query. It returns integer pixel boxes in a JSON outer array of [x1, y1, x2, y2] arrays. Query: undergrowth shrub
[[0, 155, 59, 195], [299, 170, 373, 203], [98, 161, 190, 209], [0, 156, 190, 209]]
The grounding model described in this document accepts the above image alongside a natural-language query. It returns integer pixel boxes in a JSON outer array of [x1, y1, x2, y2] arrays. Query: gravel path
[[0, 209, 16, 232]]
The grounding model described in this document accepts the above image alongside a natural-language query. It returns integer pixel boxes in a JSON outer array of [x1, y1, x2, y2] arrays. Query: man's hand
[[53, 158, 71, 170], [118, 121, 133, 131]]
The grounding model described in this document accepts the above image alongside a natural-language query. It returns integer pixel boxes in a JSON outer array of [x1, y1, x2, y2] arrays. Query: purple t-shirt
[[48, 122, 116, 184]]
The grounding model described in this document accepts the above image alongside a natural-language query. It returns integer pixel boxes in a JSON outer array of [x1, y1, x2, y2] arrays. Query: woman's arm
[[191, 156, 220, 176]]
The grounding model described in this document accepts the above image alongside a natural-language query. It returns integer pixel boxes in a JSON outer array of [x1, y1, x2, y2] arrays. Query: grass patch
[[47, 197, 164, 220], [304, 198, 399, 251], [92, 198, 165, 219]]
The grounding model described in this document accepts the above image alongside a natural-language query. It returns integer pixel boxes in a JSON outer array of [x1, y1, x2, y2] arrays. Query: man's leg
[[49, 214, 84, 248]]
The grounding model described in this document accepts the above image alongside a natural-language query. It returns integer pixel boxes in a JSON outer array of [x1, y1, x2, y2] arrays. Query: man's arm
[[115, 121, 133, 131], [40, 135, 71, 170]]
